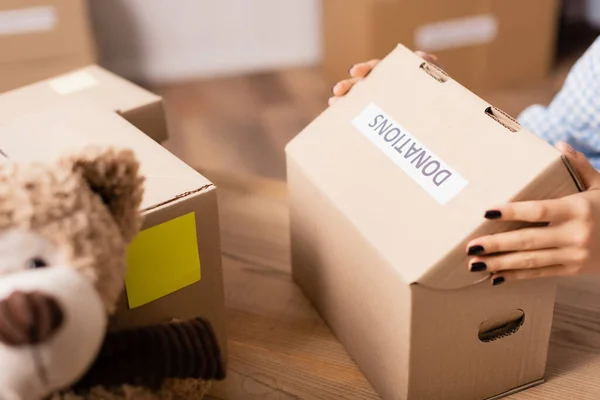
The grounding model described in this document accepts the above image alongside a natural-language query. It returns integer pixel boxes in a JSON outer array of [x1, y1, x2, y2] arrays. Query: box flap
[[0, 0, 94, 64], [286, 44, 579, 290], [0, 99, 210, 211], [0, 65, 168, 142]]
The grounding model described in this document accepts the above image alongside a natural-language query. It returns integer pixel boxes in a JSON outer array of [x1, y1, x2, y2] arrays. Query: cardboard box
[[286, 45, 582, 399], [0, 0, 96, 93], [322, 0, 560, 93], [0, 65, 169, 143], [0, 99, 226, 357]]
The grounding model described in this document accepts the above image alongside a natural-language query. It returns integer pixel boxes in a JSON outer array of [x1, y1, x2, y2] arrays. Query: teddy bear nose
[[0, 291, 64, 346]]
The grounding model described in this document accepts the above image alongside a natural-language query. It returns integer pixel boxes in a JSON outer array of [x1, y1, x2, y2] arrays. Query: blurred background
[[4, 0, 600, 181]]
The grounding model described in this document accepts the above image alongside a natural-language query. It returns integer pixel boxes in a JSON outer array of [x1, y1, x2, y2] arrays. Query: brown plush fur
[[0, 146, 216, 399], [0, 147, 144, 314]]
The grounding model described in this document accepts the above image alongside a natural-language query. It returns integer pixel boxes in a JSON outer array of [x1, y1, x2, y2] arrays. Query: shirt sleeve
[[517, 36, 600, 156]]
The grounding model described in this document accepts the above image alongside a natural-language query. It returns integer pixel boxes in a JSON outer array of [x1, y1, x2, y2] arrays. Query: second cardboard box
[[287, 44, 580, 400]]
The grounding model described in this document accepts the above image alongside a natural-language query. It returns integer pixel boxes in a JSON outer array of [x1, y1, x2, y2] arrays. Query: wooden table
[[203, 171, 600, 400]]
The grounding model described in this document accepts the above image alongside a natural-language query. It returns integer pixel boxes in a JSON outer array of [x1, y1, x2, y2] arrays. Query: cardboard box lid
[[0, 0, 95, 64], [286, 44, 580, 290], [0, 99, 210, 211], [0, 65, 168, 143]]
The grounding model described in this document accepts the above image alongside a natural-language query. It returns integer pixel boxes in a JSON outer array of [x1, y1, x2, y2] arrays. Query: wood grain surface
[[191, 171, 600, 400]]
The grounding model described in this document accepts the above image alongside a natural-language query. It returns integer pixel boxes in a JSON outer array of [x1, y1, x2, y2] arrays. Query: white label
[[352, 103, 468, 205], [0, 6, 57, 36], [48, 72, 99, 95], [415, 15, 498, 52]]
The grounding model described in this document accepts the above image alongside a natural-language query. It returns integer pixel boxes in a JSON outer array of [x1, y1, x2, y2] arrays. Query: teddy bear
[[0, 146, 225, 400]]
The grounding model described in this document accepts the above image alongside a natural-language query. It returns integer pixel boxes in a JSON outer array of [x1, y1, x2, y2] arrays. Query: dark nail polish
[[485, 210, 502, 219], [467, 245, 485, 256], [470, 262, 487, 272], [492, 277, 505, 286]]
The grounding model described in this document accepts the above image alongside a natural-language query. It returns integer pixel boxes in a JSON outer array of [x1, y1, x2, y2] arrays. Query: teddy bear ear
[[64, 146, 145, 243]]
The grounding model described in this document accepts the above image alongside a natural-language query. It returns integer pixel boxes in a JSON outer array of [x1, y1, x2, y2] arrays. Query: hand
[[467, 142, 600, 285], [328, 51, 440, 106]]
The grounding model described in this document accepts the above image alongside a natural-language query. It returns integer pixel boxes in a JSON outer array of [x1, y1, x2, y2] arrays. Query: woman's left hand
[[467, 142, 600, 285]]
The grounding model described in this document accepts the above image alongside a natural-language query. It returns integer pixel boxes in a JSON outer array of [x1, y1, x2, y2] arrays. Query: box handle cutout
[[420, 62, 449, 83], [485, 106, 521, 133], [478, 309, 525, 343]]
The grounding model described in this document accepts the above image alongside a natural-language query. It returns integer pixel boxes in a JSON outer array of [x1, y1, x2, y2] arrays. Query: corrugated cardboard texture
[[0, 65, 168, 143], [0, 101, 226, 356], [322, 0, 560, 93], [0, 0, 96, 93], [287, 44, 579, 399]]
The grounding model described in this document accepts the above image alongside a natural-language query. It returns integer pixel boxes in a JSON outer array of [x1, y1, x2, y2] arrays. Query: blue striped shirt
[[518, 36, 600, 169]]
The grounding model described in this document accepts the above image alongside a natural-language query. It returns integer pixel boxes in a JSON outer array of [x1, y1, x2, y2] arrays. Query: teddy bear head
[[0, 146, 145, 399], [0, 146, 144, 343]]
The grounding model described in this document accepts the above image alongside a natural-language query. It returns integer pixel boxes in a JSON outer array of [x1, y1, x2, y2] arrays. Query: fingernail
[[332, 83, 337, 93], [470, 262, 487, 272], [492, 277, 505, 286], [484, 210, 502, 219], [467, 245, 485, 256], [557, 141, 575, 155], [349, 65, 355, 74]]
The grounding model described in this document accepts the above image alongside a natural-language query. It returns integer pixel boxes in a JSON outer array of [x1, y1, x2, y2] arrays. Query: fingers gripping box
[[285, 45, 582, 400]]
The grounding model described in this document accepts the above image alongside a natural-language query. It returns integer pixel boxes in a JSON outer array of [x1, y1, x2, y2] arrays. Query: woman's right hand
[[328, 51, 440, 106]]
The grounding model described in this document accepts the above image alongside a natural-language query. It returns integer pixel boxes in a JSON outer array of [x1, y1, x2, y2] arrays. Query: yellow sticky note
[[125, 212, 201, 309]]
